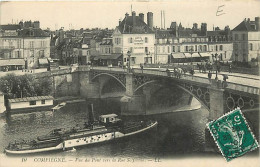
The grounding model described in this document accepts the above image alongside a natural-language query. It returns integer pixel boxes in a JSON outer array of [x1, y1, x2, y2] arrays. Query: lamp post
[[127, 50, 131, 73], [146, 51, 150, 64], [189, 48, 194, 65], [212, 53, 219, 80]]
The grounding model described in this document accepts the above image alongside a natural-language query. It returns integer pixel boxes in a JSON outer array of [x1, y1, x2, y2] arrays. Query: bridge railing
[[133, 68, 211, 85], [226, 82, 260, 95]]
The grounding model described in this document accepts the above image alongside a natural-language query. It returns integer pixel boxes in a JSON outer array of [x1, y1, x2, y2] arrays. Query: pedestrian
[[208, 72, 212, 80], [229, 64, 232, 73]]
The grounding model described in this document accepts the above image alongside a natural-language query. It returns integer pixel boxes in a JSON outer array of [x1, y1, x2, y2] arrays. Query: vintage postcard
[[0, 0, 259, 167]]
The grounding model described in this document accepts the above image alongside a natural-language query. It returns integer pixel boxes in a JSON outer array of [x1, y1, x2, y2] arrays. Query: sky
[[0, 0, 260, 31]]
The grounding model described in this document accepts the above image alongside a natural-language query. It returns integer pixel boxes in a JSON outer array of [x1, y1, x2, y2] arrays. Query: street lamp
[[189, 47, 194, 65], [127, 50, 131, 73], [146, 51, 150, 64], [212, 53, 219, 80]]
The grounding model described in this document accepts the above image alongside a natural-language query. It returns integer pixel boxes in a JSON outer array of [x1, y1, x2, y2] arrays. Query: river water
[[0, 98, 258, 160]]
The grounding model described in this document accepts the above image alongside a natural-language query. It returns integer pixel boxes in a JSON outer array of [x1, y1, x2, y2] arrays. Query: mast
[[88, 103, 95, 129]]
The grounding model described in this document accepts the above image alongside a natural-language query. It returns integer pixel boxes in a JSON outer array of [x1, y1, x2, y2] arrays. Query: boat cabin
[[99, 114, 119, 124]]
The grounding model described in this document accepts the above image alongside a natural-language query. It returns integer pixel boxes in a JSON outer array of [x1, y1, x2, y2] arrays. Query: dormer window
[[30, 30, 34, 36]]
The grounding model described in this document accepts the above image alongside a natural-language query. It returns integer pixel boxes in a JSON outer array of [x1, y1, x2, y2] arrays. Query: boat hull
[[5, 121, 158, 155]]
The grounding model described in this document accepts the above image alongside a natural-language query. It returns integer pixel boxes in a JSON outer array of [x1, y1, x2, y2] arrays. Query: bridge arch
[[134, 80, 210, 112], [91, 73, 126, 89]]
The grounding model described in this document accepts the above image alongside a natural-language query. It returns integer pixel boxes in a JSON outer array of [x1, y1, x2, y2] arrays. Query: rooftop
[[8, 96, 54, 103], [117, 15, 153, 34]]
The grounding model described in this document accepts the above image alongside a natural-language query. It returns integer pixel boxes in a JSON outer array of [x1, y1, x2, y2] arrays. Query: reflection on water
[[0, 99, 258, 158]]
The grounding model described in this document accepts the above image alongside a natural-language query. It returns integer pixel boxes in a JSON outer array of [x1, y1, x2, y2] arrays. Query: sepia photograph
[[0, 0, 259, 167]]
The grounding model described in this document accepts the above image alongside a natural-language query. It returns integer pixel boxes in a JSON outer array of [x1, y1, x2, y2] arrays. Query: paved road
[[1, 66, 259, 88], [144, 67, 260, 88]]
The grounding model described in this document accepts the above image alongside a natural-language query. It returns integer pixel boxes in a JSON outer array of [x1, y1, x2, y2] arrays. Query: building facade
[[0, 21, 50, 70], [232, 17, 260, 62], [112, 12, 155, 66]]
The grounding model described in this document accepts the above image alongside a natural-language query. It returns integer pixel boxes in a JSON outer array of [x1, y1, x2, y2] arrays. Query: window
[[249, 43, 253, 51], [220, 45, 223, 51], [129, 47, 133, 53], [115, 38, 121, 45], [145, 47, 148, 53], [17, 40, 21, 48], [163, 46, 165, 53], [162, 39, 166, 44], [129, 37, 133, 43], [199, 45, 202, 51], [234, 44, 238, 50], [215, 45, 218, 51], [167, 46, 170, 53], [30, 41, 34, 48], [195, 45, 197, 51], [242, 34, 246, 40], [172, 46, 175, 52], [30, 101, 36, 105], [108, 48, 111, 53], [185, 46, 188, 52], [15, 51, 21, 58], [145, 37, 148, 43], [39, 50, 44, 58], [41, 100, 45, 104], [204, 45, 207, 51], [41, 41, 45, 47], [235, 34, 238, 40], [157, 39, 159, 44]]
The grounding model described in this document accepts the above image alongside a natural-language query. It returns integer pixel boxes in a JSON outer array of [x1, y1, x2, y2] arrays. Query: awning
[[184, 52, 201, 58], [93, 54, 123, 60], [172, 53, 185, 59], [0, 59, 25, 66], [39, 58, 49, 65], [199, 52, 211, 57]]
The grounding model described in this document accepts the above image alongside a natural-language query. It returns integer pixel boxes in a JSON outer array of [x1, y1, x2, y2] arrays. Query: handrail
[[33, 66, 259, 95]]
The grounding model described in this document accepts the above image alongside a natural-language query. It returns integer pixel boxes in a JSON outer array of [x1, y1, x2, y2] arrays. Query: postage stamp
[[207, 108, 259, 161]]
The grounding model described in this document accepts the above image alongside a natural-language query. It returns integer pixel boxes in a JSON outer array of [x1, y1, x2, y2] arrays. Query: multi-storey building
[[155, 22, 211, 64], [207, 26, 233, 62], [0, 21, 50, 71], [112, 12, 155, 65], [232, 17, 260, 62]]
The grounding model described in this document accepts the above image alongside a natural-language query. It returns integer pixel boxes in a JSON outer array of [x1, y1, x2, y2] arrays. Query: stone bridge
[[39, 66, 259, 121]]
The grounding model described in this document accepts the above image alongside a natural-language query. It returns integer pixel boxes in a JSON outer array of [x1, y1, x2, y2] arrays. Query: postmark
[[207, 108, 259, 161]]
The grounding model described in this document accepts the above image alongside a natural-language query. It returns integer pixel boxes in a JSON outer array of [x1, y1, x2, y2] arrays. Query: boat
[[52, 102, 66, 111], [4, 104, 158, 155]]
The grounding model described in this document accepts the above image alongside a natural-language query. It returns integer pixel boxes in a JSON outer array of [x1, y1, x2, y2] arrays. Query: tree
[[0, 74, 53, 98]]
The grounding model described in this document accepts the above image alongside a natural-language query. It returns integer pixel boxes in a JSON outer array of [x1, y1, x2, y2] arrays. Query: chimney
[[201, 23, 207, 36], [125, 13, 129, 17], [147, 12, 153, 30], [192, 23, 198, 30], [255, 17, 260, 31], [139, 13, 144, 22], [247, 18, 250, 23], [33, 21, 40, 28], [132, 11, 136, 26], [119, 19, 122, 26]]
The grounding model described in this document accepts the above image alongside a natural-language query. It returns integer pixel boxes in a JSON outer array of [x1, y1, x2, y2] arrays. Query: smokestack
[[164, 11, 165, 29], [139, 13, 144, 22], [132, 11, 136, 26], [88, 104, 95, 128], [147, 12, 153, 30], [161, 11, 163, 29], [255, 17, 260, 31]]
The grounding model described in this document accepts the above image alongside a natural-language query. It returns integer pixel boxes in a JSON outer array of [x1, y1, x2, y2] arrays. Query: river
[[0, 98, 258, 160]]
